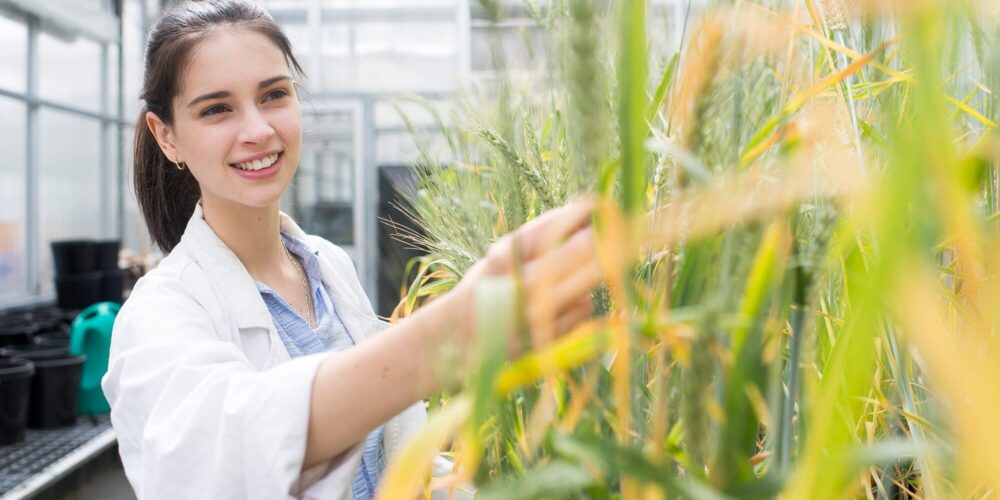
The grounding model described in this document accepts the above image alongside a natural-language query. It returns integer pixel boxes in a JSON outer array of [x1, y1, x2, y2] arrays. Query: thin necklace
[[283, 244, 316, 328]]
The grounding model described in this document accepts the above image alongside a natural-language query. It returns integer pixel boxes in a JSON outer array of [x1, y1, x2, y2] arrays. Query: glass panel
[[80, 0, 113, 13], [0, 14, 27, 93], [108, 44, 120, 116], [144, 0, 159, 20], [105, 122, 121, 239], [122, 0, 145, 120], [38, 109, 102, 293], [121, 124, 153, 256], [322, 54, 456, 92], [282, 23, 310, 63], [320, 22, 456, 92], [355, 21, 455, 49], [298, 107, 357, 246], [375, 131, 418, 166], [315, 149, 354, 202], [300, 149, 355, 246], [0, 97, 27, 299], [38, 32, 102, 113], [322, 0, 456, 5], [470, 25, 548, 71], [260, 0, 310, 4]]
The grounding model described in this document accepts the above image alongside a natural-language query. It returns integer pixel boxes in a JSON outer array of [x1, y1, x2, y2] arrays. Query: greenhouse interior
[[2, 0, 999, 498]]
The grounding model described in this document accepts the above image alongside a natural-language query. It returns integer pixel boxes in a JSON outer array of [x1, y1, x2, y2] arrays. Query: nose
[[237, 106, 275, 144]]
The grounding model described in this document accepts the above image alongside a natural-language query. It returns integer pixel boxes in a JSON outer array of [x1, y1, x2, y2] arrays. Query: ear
[[145, 111, 181, 163]]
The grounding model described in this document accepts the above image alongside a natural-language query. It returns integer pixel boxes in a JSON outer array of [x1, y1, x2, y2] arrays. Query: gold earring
[[174, 160, 186, 171]]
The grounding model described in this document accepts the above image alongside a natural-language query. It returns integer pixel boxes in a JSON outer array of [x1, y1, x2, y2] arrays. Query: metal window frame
[[0, 7, 127, 310]]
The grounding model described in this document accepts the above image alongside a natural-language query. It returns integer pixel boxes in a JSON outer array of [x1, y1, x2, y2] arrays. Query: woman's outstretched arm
[[303, 200, 604, 468]]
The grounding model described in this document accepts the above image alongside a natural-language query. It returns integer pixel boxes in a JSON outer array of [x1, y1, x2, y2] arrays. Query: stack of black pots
[[51, 239, 123, 309], [0, 307, 84, 445]]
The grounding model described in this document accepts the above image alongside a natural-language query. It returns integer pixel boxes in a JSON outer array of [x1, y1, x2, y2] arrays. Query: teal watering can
[[69, 302, 119, 415]]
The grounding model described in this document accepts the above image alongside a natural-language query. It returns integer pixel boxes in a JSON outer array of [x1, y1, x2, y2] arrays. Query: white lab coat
[[102, 203, 453, 499]]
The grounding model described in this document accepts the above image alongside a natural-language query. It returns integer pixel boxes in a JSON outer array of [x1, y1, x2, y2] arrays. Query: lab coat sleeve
[[102, 275, 360, 500]]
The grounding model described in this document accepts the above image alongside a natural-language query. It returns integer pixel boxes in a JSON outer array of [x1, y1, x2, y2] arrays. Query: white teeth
[[234, 153, 279, 171]]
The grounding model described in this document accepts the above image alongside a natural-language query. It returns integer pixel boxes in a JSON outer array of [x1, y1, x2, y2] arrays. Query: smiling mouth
[[230, 152, 281, 171]]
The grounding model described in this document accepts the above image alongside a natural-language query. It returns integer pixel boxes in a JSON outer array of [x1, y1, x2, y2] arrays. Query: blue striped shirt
[[255, 232, 385, 499]]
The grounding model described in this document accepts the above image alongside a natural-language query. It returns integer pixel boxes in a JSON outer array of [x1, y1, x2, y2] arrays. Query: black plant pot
[[99, 270, 124, 304], [0, 357, 34, 445], [0, 322, 36, 348], [53, 308, 81, 328], [25, 353, 85, 429], [33, 332, 70, 348], [96, 240, 120, 272], [16, 307, 76, 331], [0, 344, 69, 360], [51, 240, 99, 276], [55, 271, 103, 310], [36, 323, 71, 337], [3, 311, 62, 335]]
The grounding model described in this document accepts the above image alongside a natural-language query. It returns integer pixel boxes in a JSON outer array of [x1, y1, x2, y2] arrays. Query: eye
[[200, 104, 230, 117], [263, 88, 290, 102]]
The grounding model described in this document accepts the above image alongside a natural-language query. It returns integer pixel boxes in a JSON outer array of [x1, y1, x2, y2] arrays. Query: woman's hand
[[446, 199, 604, 358], [304, 200, 605, 468]]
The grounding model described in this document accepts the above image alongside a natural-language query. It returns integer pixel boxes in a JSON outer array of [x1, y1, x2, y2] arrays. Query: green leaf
[[465, 277, 518, 475], [648, 52, 680, 123], [617, 0, 649, 215], [552, 433, 735, 499], [477, 461, 597, 500]]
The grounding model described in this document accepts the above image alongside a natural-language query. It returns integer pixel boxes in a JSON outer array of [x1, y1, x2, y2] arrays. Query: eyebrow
[[186, 75, 293, 108]]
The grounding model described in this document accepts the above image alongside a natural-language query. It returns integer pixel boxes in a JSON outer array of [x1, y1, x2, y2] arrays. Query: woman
[[102, 0, 603, 499]]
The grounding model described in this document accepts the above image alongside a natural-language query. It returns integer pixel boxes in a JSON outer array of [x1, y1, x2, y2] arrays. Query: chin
[[240, 195, 284, 209], [221, 189, 285, 210]]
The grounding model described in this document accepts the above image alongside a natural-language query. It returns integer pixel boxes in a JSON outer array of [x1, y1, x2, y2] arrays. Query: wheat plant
[[379, 0, 1000, 498]]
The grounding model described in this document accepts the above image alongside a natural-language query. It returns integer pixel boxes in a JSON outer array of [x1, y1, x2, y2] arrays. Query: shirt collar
[[281, 231, 324, 285], [254, 232, 324, 299]]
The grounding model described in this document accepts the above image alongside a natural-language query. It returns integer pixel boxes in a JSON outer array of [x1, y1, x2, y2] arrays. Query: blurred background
[[0, 0, 694, 315], [0, 3, 693, 493]]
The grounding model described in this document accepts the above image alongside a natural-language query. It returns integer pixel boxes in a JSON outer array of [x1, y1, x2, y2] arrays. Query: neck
[[201, 196, 286, 280]]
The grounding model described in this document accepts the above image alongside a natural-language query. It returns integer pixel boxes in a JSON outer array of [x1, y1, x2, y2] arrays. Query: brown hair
[[134, 0, 304, 253]]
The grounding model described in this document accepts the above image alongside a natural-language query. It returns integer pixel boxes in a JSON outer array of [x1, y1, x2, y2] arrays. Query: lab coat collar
[[178, 202, 279, 331], [177, 202, 369, 345]]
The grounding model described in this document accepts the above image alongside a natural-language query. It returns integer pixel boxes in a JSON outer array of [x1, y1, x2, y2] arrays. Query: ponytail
[[133, 110, 200, 254], [133, 0, 304, 253]]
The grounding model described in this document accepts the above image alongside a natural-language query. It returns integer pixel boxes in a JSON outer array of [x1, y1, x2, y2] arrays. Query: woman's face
[[148, 29, 302, 212]]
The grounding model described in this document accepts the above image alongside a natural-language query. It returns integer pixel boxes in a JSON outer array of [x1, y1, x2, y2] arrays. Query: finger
[[522, 258, 601, 343], [524, 295, 593, 351], [547, 257, 603, 315], [516, 227, 597, 342], [523, 226, 598, 288], [560, 293, 595, 317], [480, 233, 516, 275], [480, 204, 594, 277], [516, 199, 595, 260], [552, 297, 595, 338], [479, 198, 596, 276], [520, 198, 594, 235]]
